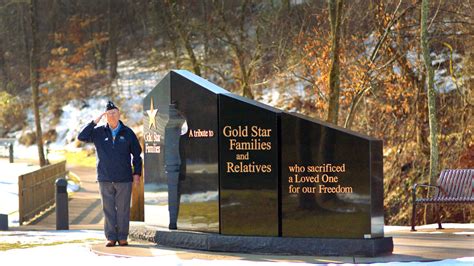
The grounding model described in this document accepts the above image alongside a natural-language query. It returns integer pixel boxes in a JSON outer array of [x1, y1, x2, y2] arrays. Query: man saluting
[[78, 101, 142, 247]]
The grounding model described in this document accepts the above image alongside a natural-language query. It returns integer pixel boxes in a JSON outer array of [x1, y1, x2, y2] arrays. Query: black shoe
[[169, 223, 177, 230], [105, 240, 116, 247], [118, 240, 129, 246]]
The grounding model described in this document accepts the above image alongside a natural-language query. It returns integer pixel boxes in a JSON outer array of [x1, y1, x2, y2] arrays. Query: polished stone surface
[[280, 112, 384, 238], [143, 74, 170, 184], [170, 71, 221, 233], [218, 94, 280, 236], [144, 71, 222, 232], [144, 70, 385, 239]]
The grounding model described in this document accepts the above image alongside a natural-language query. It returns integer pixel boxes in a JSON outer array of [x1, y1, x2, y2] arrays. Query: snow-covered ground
[[0, 159, 80, 226], [10, 58, 166, 160], [384, 223, 474, 233], [0, 229, 473, 266], [0, 58, 164, 223], [0, 160, 40, 225], [0, 230, 103, 245]]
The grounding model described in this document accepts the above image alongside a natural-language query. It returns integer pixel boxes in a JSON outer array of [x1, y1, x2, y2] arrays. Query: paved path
[[89, 224, 474, 263], [25, 165, 103, 230], [388, 226, 474, 261]]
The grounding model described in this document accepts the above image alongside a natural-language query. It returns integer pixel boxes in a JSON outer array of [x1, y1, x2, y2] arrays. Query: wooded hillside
[[0, 0, 472, 225]]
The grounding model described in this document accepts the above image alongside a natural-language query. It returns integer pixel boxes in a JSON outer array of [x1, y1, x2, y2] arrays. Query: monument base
[[130, 224, 393, 257]]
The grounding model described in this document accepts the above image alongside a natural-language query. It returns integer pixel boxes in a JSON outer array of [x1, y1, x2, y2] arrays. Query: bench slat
[[450, 170, 463, 198], [438, 170, 451, 199], [437, 170, 449, 200], [423, 169, 473, 201], [459, 170, 472, 198], [447, 170, 459, 197], [455, 170, 471, 198]]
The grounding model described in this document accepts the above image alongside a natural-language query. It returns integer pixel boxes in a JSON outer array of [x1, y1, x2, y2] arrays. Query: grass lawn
[[0, 238, 101, 251], [63, 150, 96, 168]]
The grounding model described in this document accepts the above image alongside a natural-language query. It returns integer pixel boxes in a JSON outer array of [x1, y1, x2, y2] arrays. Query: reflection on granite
[[144, 71, 220, 232], [281, 112, 383, 238], [144, 71, 385, 239], [219, 94, 280, 236]]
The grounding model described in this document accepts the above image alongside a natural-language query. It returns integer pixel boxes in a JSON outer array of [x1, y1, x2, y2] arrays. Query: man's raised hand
[[94, 112, 106, 124]]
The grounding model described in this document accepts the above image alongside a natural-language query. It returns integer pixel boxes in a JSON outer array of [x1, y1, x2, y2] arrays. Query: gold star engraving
[[146, 97, 158, 129]]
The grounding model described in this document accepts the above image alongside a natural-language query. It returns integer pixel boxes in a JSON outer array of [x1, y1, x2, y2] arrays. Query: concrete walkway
[[25, 165, 104, 230], [9, 161, 472, 263], [89, 224, 474, 263]]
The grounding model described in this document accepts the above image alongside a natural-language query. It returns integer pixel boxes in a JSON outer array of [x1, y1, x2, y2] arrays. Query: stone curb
[[129, 223, 393, 257]]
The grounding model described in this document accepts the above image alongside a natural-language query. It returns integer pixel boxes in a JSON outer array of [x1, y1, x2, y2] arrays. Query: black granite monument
[[142, 70, 392, 256]]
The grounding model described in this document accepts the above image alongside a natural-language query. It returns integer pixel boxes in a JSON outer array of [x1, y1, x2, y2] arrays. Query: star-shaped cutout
[[146, 97, 158, 129]]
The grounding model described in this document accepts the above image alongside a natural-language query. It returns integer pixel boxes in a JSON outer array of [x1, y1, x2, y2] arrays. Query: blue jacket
[[78, 120, 142, 182]]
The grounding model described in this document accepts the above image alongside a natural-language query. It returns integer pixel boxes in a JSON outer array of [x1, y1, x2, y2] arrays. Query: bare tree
[[152, 0, 182, 69], [326, 0, 343, 125], [213, 0, 262, 99], [108, 0, 120, 82], [29, 0, 46, 166], [420, 0, 439, 189], [162, 1, 202, 77], [343, 0, 418, 129], [0, 44, 7, 91]]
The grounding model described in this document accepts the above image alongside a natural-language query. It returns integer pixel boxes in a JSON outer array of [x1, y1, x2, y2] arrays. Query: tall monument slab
[[219, 93, 280, 236], [280, 112, 384, 238], [143, 70, 392, 256]]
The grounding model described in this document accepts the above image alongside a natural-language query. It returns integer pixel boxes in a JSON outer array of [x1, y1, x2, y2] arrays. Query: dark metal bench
[[411, 169, 473, 231]]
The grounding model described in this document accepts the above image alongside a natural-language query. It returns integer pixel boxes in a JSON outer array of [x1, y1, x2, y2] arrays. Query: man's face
[[106, 108, 120, 127]]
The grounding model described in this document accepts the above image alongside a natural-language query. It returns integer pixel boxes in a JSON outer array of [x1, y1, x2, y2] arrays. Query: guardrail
[[18, 160, 68, 225]]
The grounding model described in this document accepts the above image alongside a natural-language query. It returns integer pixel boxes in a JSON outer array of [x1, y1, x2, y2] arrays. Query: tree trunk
[[234, 46, 254, 99], [108, 0, 119, 82], [0, 45, 7, 91], [29, 0, 46, 167], [107, 0, 121, 81], [154, 1, 181, 69], [326, 0, 343, 125], [0, 14, 8, 91], [421, 0, 439, 188], [235, 0, 254, 99], [20, 3, 30, 75], [180, 32, 201, 76], [201, 1, 210, 77], [169, 4, 201, 77]]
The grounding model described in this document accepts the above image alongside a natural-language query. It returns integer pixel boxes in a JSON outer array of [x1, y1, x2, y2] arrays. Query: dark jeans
[[98, 182, 132, 241]]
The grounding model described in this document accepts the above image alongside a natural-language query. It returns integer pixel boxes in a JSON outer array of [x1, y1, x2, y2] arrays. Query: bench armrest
[[413, 183, 439, 190], [412, 183, 441, 200]]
